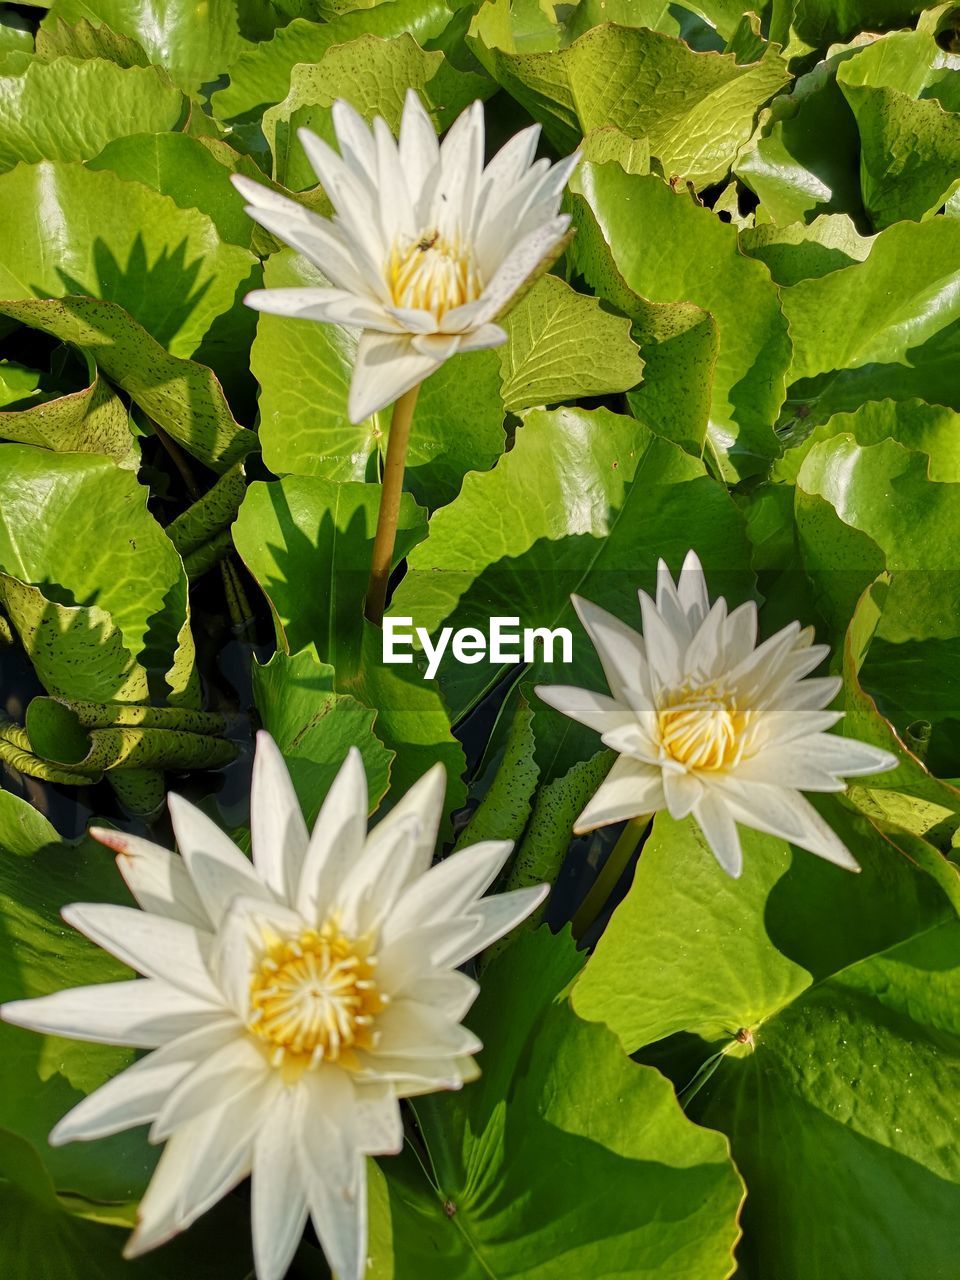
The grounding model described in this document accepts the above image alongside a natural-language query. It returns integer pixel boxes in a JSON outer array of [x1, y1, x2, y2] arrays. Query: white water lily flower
[[2, 734, 545, 1280], [536, 551, 898, 877], [232, 91, 579, 422]]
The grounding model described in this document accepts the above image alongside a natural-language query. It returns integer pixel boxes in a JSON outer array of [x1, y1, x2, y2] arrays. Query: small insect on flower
[[536, 551, 898, 877], [232, 90, 579, 423], [1, 734, 547, 1280]]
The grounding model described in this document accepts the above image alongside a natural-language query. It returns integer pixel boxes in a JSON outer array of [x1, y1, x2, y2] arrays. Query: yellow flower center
[[657, 684, 750, 771], [388, 230, 483, 318], [248, 923, 386, 1069]]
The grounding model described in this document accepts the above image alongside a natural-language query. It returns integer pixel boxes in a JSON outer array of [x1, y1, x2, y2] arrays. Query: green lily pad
[[782, 215, 960, 420], [211, 0, 455, 121], [576, 803, 960, 1280], [468, 20, 788, 186], [251, 645, 393, 827], [40, 0, 249, 93], [837, 27, 960, 227], [499, 273, 643, 412], [0, 444, 195, 704], [568, 163, 789, 475], [0, 297, 256, 469], [233, 476, 466, 828], [0, 347, 135, 465], [0, 56, 185, 174], [370, 928, 745, 1280], [0, 160, 260, 400], [262, 34, 460, 192]]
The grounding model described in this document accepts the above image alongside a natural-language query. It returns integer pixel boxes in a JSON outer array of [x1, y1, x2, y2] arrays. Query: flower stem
[[364, 383, 421, 626], [572, 814, 651, 941]]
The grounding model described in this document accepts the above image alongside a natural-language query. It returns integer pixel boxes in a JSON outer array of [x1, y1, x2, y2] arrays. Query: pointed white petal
[[662, 768, 703, 820], [50, 1020, 241, 1145], [241, 286, 397, 331], [435, 99, 485, 240], [371, 998, 481, 1059], [2, 979, 219, 1048], [717, 781, 860, 870], [251, 730, 309, 902], [693, 791, 743, 878], [365, 762, 445, 886], [819, 735, 898, 777], [298, 1071, 366, 1280], [338, 816, 423, 936], [150, 1035, 271, 1141], [399, 88, 440, 207], [676, 549, 710, 622], [298, 747, 369, 924], [382, 839, 513, 942], [347, 330, 442, 422], [126, 1084, 271, 1256], [638, 588, 684, 688], [355, 1081, 403, 1155], [410, 332, 462, 360], [168, 793, 273, 926], [90, 828, 209, 930], [331, 98, 377, 181], [410, 970, 479, 1022], [434, 887, 548, 968], [354, 1051, 466, 1089], [570, 594, 648, 702], [534, 683, 636, 735], [722, 600, 759, 668], [174, 1080, 277, 1224], [376, 918, 482, 994], [252, 1088, 310, 1280], [62, 904, 219, 1003], [472, 215, 571, 323], [373, 114, 416, 241], [573, 755, 665, 833], [449, 321, 509, 351]]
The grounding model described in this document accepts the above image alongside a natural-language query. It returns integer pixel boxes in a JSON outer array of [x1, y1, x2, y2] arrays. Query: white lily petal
[[337, 815, 423, 936], [364, 761, 445, 887], [298, 746, 368, 924], [693, 791, 743, 878], [383, 839, 513, 942], [2, 979, 219, 1048], [355, 1081, 403, 1155], [150, 1034, 271, 1141], [398, 88, 440, 207], [570, 594, 648, 702], [662, 769, 704, 820], [535, 683, 636, 734], [62, 904, 219, 1003], [251, 730, 309, 901], [371, 998, 482, 1059], [473, 215, 571, 324], [435, 887, 548, 968], [168, 793, 273, 926], [347, 330, 442, 423], [298, 1071, 366, 1280], [50, 1020, 240, 1145], [331, 98, 377, 183], [90, 828, 210, 930], [252, 1087, 310, 1280], [574, 756, 665, 833]]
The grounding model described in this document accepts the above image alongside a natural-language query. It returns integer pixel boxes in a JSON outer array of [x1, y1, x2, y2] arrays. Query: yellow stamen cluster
[[658, 683, 751, 771], [248, 923, 386, 1071], [388, 230, 483, 319]]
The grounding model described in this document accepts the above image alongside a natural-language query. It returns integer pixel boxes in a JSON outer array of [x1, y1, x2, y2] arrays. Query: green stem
[[572, 814, 650, 941], [364, 383, 421, 626]]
